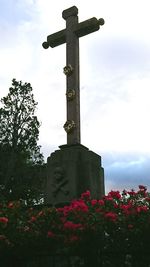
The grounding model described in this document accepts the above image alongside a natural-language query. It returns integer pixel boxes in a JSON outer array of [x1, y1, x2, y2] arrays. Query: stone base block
[[45, 144, 104, 205]]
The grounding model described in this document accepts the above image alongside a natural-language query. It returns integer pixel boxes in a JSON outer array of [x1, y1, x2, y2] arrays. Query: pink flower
[[30, 216, 36, 222], [95, 208, 102, 213], [103, 196, 113, 201], [0, 217, 8, 224], [98, 199, 104, 206], [64, 221, 83, 230], [114, 203, 119, 209], [128, 224, 134, 229], [71, 200, 89, 212], [136, 206, 148, 213], [139, 185, 147, 191], [108, 190, 121, 199], [8, 202, 14, 208], [81, 190, 91, 200], [69, 235, 79, 243], [128, 190, 137, 196], [58, 206, 73, 217], [91, 199, 97, 206], [37, 211, 44, 217], [120, 204, 132, 215], [57, 207, 64, 213], [47, 231, 55, 238], [104, 212, 118, 222]]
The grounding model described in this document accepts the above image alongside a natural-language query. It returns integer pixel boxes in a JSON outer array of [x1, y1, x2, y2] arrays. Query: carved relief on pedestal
[[52, 166, 69, 198]]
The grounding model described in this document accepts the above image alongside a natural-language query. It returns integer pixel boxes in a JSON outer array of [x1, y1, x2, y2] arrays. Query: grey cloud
[[102, 151, 150, 192]]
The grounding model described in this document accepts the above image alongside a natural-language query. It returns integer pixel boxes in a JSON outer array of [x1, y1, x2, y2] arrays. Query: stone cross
[[42, 6, 104, 145]]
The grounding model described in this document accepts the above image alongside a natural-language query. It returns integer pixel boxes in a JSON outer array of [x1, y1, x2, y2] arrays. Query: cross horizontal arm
[[75, 17, 104, 38], [42, 29, 66, 49], [42, 17, 104, 49]]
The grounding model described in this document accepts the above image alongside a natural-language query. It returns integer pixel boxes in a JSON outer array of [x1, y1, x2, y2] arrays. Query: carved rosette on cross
[[63, 64, 76, 134], [63, 64, 73, 76], [66, 89, 76, 101], [64, 64, 76, 101], [63, 120, 76, 133]]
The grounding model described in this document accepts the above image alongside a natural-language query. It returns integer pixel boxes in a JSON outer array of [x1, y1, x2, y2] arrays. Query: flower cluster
[[0, 185, 150, 257]]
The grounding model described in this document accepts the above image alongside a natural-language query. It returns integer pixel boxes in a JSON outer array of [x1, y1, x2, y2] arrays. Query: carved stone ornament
[[52, 167, 69, 198], [63, 120, 76, 133], [63, 64, 73, 76], [66, 89, 75, 100]]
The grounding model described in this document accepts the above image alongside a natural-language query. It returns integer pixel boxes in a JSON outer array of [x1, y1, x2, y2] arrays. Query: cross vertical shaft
[[42, 6, 104, 146], [62, 7, 80, 145]]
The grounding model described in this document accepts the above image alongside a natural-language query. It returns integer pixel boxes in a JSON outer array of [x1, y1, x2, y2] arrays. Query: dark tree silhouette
[[0, 79, 45, 204]]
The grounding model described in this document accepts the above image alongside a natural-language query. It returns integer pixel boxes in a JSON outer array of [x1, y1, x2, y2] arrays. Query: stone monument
[[43, 6, 105, 205]]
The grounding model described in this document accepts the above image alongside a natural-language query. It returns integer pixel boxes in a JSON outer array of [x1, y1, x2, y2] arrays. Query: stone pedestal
[[45, 144, 104, 205]]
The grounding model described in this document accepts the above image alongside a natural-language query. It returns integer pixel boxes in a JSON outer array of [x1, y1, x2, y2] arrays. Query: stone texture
[[43, 6, 105, 205], [45, 144, 104, 205]]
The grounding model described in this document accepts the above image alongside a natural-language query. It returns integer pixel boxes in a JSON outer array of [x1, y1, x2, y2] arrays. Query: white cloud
[[1, 0, 150, 191]]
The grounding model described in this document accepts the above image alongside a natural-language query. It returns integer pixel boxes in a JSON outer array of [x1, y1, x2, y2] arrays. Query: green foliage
[[0, 186, 150, 266], [0, 79, 45, 204]]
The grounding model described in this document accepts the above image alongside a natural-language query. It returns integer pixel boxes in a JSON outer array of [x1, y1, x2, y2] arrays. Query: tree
[[0, 79, 45, 204]]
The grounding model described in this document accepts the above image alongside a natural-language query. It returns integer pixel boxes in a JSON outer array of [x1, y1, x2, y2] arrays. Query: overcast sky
[[0, 0, 150, 192]]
